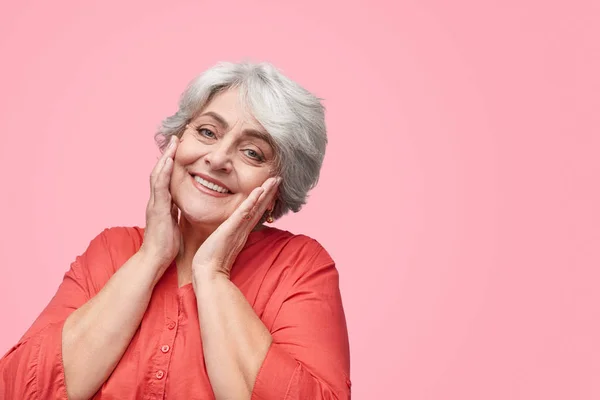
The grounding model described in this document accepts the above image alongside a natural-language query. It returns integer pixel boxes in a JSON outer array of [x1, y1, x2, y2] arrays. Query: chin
[[172, 188, 232, 226], [179, 202, 230, 227]]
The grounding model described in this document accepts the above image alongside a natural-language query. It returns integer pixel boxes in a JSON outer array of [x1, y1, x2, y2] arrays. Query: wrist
[[135, 248, 172, 287], [192, 266, 229, 290], [137, 246, 171, 269]]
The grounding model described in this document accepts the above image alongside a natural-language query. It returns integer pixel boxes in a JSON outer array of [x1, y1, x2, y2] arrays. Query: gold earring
[[266, 209, 274, 223]]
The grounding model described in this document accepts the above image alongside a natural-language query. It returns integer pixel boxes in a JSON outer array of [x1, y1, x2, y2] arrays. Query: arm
[[62, 135, 181, 400], [189, 179, 278, 399], [1, 135, 182, 399], [194, 273, 273, 399], [194, 249, 351, 400], [251, 256, 351, 399], [0, 230, 164, 400], [190, 178, 350, 399], [60, 248, 163, 400]]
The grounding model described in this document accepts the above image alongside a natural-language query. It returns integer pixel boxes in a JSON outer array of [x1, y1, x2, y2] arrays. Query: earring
[[266, 209, 274, 223]]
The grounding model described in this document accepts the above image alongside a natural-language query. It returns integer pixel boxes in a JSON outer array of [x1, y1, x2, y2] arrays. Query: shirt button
[[167, 321, 176, 330], [161, 345, 170, 353], [155, 370, 165, 379]]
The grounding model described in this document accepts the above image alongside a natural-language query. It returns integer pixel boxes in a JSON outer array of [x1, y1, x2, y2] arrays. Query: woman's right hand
[[139, 135, 181, 272]]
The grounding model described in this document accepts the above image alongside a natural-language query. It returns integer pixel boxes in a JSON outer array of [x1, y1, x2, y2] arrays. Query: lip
[[189, 172, 233, 197]]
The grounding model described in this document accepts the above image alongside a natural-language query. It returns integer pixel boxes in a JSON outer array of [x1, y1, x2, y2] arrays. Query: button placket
[[148, 292, 180, 396]]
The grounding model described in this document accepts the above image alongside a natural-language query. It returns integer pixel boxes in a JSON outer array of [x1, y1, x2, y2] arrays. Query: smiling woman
[[0, 61, 351, 400], [169, 89, 278, 234]]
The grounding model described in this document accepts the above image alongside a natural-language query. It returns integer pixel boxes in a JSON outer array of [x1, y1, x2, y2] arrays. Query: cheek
[[176, 149, 212, 174], [235, 168, 271, 195], [174, 145, 196, 164], [171, 163, 187, 184]]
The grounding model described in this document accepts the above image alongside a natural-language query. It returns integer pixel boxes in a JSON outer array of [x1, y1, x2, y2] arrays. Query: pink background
[[1, 1, 599, 399]]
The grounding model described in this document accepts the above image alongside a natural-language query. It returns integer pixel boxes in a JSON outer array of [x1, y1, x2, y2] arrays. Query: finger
[[154, 156, 174, 204], [241, 177, 280, 226], [152, 136, 179, 197], [171, 202, 179, 221], [150, 136, 179, 187], [253, 177, 281, 216], [236, 186, 265, 224], [220, 177, 280, 233], [164, 135, 179, 157], [150, 153, 168, 187]]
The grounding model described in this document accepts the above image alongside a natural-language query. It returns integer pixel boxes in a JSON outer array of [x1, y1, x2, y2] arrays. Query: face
[[169, 88, 276, 228]]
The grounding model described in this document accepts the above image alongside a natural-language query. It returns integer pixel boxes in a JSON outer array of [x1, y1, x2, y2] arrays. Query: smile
[[192, 175, 231, 195]]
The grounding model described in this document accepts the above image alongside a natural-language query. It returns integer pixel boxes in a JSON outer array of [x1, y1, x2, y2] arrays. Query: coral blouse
[[0, 226, 351, 399]]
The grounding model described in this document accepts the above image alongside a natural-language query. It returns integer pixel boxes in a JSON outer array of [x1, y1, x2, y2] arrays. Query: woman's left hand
[[191, 176, 281, 284]]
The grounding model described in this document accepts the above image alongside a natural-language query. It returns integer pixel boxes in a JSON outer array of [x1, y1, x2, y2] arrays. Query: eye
[[243, 149, 265, 161], [196, 127, 216, 139]]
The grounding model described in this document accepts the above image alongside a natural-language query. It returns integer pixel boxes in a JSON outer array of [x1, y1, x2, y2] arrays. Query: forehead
[[195, 88, 262, 130]]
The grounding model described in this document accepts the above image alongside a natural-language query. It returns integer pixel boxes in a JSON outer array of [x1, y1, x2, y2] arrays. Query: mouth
[[190, 173, 233, 195]]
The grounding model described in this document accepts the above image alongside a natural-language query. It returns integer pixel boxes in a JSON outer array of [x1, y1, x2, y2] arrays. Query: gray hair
[[154, 61, 327, 221]]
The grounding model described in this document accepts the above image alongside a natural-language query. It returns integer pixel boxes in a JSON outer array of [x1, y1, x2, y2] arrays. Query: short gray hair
[[155, 61, 327, 221]]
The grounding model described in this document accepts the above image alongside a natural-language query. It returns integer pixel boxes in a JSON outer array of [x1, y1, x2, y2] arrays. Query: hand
[[139, 135, 181, 273], [191, 176, 281, 284]]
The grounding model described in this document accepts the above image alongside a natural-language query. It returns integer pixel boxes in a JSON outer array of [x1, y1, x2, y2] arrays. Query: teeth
[[194, 176, 229, 194]]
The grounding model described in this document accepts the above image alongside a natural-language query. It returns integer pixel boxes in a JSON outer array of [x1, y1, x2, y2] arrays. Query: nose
[[204, 141, 233, 173]]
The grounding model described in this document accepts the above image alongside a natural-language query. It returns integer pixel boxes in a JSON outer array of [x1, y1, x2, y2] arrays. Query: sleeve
[[251, 244, 352, 400], [0, 228, 120, 399]]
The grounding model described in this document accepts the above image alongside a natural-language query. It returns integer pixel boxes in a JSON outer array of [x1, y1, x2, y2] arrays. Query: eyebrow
[[199, 111, 273, 144]]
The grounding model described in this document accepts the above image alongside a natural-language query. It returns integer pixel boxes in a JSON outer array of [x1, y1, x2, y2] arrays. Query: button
[[155, 370, 164, 379], [167, 321, 176, 330], [161, 345, 170, 353]]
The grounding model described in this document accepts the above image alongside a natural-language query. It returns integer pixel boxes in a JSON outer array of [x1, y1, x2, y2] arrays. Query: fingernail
[[276, 177, 282, 185], [169, 136, 176, 147]]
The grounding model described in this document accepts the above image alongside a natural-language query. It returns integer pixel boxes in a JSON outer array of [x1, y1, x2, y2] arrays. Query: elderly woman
[[0, 61, 351, 399]]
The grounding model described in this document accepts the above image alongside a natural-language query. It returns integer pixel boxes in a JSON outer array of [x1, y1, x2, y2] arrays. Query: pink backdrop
[[1, 1, 599, 399]]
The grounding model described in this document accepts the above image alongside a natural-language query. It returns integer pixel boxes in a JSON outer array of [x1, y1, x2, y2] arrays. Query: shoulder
[[263, 228, 337, 280], [249, 230, 342, 324], [96, 226, 144, 252], [259, 227, 333, 263], [77, 225, 144, 274], [285, 233, 334, 267], [82, 226, 143, 259]]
